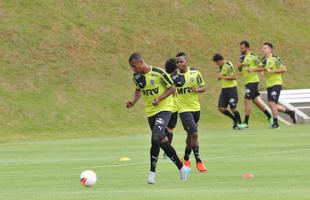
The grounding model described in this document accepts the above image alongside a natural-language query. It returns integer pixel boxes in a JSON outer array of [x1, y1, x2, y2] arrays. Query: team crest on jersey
[[155, 118, 164, 125], [171, 74, 179, 80], [190, 77, 195, 83], [150, 80, 155, 85]]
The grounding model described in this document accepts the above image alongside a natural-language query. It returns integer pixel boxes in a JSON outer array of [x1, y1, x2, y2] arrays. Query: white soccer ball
[[80, 170, 97, 187]]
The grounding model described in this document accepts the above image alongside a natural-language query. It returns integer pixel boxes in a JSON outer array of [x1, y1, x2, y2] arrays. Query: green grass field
[[1, 125, 309, 200]]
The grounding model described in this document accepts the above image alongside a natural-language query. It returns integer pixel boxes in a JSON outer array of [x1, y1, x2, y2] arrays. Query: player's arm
[[126, 89, 141, 108], [266, 58, 287, 74], [219, 74, 237, 80], [248, 57, 264, 72], [192, 72, 206, 93], [152, 86, 175, 106], [152, 72, 175, 106]]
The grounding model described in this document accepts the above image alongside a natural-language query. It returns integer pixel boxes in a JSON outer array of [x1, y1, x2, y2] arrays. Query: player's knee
[[231, 108, 238, 113], [218, 107, 225, 112], [151, 135, 161, 145]]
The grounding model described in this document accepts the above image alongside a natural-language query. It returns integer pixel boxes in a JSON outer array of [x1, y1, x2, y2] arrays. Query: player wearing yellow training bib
[[212, 53, 244, 130], [262, 43, 296, 128], [237, 41, 272, 128], [171, 52, 207, 173], [126, 53, 190, 184]]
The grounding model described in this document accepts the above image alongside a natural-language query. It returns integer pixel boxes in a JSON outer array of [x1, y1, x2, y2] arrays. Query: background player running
[[212, 53, 245, 130], [262, 43, 296, 128], [126, 53, 190, 184], [163, 58, 178, 159], [237, 40, 273, 128], [171, 52, 207, 172]]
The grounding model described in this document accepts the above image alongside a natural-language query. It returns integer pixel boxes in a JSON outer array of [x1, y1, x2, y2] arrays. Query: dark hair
[[240, 40, 250, 48], [128, 52, 143, 62], [176, 52, 187, 58], [165, 58, 177, 74], [264, 42, 273, 49], [212, 53, 224, 62]]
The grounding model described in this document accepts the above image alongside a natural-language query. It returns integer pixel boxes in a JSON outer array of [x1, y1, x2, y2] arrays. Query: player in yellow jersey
[[162, 58, 178, 159], [126, 53, 190, 184], [212, 53, 244, 130], [171, 52, 207, 172], [262, 43, 296, 128], [237, 41, 272, 128]]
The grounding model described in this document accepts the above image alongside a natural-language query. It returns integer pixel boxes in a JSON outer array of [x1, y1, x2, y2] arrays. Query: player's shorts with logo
[[267, 85, 282, 103], [218, 87, 239, 109], [245, 82, 260, 100], [179, 111, 200, 135], [148, 111, 171, 142], [167, 111, 178, 129]]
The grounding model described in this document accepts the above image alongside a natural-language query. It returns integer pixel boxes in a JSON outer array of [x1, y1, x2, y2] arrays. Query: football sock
[[150, 143, 160, 172], [160, 142, 183, 170], [233, 111, 242, 124], [264, 109, 272, 119], [273, 118, 278, 125], [184, 147, 192, 161], [222, 110, 236, 122], [244, 115, 250, 125], [192, 146, 202, 163]]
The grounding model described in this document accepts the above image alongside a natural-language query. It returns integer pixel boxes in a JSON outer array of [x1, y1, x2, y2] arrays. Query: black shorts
[[167, 112, 178, 129], [218, 87, 239, 109], [245, 82, 260, 100], [179, 111, 200, 135], [148, 111, 171, 143], [267, 85, 282, 103]]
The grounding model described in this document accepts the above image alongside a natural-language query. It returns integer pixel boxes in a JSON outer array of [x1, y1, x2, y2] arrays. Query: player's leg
[[179, 112, 193, 168], [253, 96, 273, 126], [190, 111, 206, 172], [229, 87, 244, 129], [243, 84, 252, 126], [156, 112, 190, 180], [218, 89, 237, 129], [163, 112, 178, 159], [273, 85, 296, 123], [267, 86, 280, 128]]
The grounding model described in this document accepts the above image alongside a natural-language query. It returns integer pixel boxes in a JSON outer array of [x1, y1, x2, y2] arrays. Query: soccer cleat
[[233, 120, 240, 130], [268, 117, 273, 128], [147, 171, 156, 184], [180, 166, 191, 181], [238, 123, 249, 129], [289, 111, 297, 124], [271, 123, 279, 129], [183, 159, 191, 169], [196, 162, 207, 172]]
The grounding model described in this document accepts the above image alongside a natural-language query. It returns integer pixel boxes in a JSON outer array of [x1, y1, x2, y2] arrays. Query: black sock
[[233, 111, 242, 124], [150, 143, 160, 172], [166, 131, 173, 144], [264, 109, 272, 119], [184, 147, 192, 161], [222, 110, 236, 122], [284, 109, 293, 115], [273, 118, 278, 125], [160, 142, 183, 170], [244, 115, 249, 124], [192, 146, 202, 163]]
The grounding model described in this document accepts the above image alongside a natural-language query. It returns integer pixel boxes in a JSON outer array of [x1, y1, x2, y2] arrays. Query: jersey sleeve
[[160, 71, 173, 88], [275, 57, 283, 68], [196, 71, 206, 87], [133, 77, 141, 90]]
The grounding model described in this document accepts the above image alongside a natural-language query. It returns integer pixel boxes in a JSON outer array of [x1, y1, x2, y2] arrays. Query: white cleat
[[180, 166, 190, 181], [147, 171, 156, 184]]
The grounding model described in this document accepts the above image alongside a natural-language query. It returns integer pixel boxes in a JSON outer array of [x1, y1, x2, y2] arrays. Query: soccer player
[[262, 43, 296, 128], [212, 53, 244, 130], [163, 58, 178, 159], [237, 40, 272, 127], [170, 52, 207, 172], [126, 53, 190, 184]]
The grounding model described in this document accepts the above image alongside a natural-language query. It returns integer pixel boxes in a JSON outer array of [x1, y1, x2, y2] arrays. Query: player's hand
[[152, 98, 160, 106], [126, 101, 135, 109], [247, 67, 255, 73], [191, 86, 199, 92], [266, 68, 273, 73]]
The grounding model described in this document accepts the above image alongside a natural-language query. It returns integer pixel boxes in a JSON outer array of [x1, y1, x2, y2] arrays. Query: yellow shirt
[[219, 61, 237, 88], [262, 54, 284, 88], [240, 52, 262, 84]]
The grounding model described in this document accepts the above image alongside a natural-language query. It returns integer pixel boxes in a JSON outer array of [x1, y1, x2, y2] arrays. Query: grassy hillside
[[0, 0, 310, 141]]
